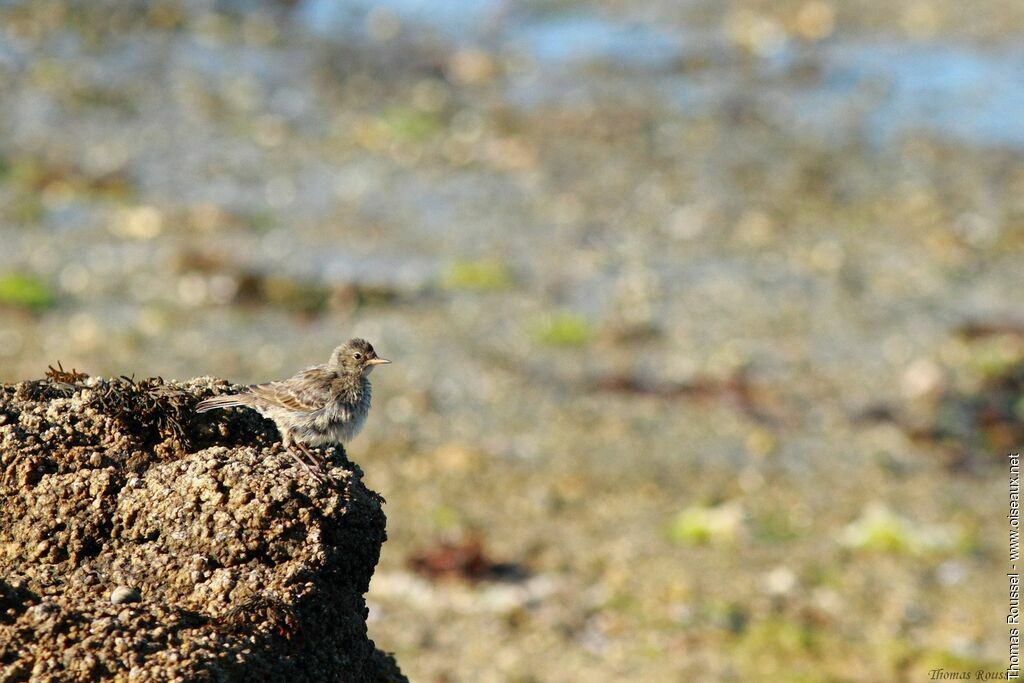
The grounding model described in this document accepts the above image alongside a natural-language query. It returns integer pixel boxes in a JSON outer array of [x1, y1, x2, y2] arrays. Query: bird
[[195, 338, 390, 483]]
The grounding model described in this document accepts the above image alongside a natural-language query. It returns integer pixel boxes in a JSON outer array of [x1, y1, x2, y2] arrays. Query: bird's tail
[[195, 394, 252, 413]]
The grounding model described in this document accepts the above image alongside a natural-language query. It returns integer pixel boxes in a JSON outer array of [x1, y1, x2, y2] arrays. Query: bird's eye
[[353, 352, 363, 360]]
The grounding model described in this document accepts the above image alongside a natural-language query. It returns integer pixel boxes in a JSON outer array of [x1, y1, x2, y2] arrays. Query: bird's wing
[[248, 367, 333, 413]]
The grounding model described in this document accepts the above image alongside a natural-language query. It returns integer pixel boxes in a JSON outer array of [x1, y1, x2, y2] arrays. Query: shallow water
[[302, 0, 1024, 149], [766, 40, 1024, 149]]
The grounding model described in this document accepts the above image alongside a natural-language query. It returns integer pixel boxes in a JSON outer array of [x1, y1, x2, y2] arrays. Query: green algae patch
[[840, 504, 961, 556], [382, 107, 443, 143], [441, 260, 514, 292], [532, 312, 593, 347], [666, 503, 743, 546], [0, 273, 56, 311]]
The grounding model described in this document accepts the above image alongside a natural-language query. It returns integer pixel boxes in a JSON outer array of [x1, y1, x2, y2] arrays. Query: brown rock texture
[[0, 374, 405, 682]]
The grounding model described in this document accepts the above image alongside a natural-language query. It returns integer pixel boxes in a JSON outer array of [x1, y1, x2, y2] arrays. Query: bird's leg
[[298, 442, 329, 469], [290, 449, 327, 484], [296, 442, 336, 485], [281, 433, 327, 484]]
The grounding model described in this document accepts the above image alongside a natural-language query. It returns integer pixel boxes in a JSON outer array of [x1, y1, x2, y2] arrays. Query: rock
[[0, 375, 405, 682], [109, 586, 141, 605]]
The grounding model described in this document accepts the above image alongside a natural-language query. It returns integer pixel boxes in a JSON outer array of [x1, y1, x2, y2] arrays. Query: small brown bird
[[195, 339, 390, 483]]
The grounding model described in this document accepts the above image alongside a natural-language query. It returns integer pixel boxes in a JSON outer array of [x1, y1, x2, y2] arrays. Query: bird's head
[[330, 338, 391, 375]]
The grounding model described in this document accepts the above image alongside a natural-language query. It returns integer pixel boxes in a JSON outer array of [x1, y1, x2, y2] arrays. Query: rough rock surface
[[0, 373, 405, 682]]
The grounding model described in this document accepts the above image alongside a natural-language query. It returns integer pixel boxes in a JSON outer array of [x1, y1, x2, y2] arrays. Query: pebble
[[110, 586, 141, 605]]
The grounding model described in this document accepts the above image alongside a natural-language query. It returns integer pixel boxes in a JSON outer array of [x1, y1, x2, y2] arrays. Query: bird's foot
[[295, 442, 337, 486], [286, 448, 329, 485]]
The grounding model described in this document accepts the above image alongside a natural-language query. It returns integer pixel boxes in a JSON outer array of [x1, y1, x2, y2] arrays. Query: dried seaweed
[[407, 536, 529, 583], [878, 327, 1024, 470], [918, 358, 1024, 470], [589, 368, 779, 423], [45, 361, 88, 384], [90, 376, 191, 452], [10, 362, 88, 402]]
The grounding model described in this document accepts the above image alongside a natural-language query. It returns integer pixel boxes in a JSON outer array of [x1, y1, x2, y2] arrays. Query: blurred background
[[1, 0, 1022, 680]]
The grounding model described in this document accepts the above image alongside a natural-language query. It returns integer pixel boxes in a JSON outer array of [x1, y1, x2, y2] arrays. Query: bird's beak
[[367, 357, 391, 365]]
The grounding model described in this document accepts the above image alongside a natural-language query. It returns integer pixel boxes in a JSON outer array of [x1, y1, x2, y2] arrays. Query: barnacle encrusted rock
[[0, 375, 404, 682]]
